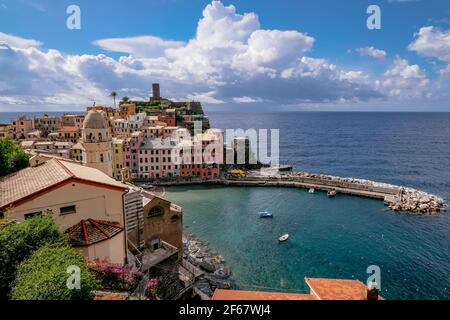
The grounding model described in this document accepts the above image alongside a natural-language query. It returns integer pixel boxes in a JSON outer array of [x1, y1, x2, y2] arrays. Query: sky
[[0, 0, 450, 111]]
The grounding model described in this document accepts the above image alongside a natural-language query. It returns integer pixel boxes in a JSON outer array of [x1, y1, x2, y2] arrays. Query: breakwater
[[223, 172, 447, 215], [141, 171, 447, 215]]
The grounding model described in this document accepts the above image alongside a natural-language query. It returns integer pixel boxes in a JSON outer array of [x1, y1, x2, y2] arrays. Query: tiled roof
[[65, 219, 123, 246], [0, 159, 128, 209], [0, 160, 72, 209], [212, 289, 313, 300], [305, 278, 382, 300], [59, 126, 79, 132], [213, 278, 384, 301]]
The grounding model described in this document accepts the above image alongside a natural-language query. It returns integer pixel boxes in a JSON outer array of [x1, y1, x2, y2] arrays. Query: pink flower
[[147, 278, 158, 289]]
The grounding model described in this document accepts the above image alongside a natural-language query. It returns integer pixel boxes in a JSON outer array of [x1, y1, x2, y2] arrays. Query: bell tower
[[81, 110, 113, 177]]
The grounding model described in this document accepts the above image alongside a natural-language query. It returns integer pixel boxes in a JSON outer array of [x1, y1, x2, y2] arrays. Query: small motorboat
[[258, 211, 273, 218], [309, 188, 315, 193], [278, 234, 289, 242], [327, 190, 337, 198]]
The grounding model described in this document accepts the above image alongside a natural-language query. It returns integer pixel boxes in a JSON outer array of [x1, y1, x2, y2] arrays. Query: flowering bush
[[88, 259, 144, 291], [147, 278, 158, 300]]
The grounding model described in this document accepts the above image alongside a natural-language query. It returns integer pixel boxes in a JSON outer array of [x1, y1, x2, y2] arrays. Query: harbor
[[140, 169, 447, 215]]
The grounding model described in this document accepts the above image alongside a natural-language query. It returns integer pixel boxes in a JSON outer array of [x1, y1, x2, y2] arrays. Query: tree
[[0, 215, 64, 298], [121, 96, 130, 103], [110, 91, 118, 108], [11, 244, 100, 300], [0, 137, 30, 177]]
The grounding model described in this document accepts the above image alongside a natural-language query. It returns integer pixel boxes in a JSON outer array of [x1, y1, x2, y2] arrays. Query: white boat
[[309, 188, 315, 193], [327, 190, 337, 198], [278, 234, 289, 242]]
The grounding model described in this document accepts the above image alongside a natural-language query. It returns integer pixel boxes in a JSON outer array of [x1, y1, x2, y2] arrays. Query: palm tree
[[110, 91, 117, 108]]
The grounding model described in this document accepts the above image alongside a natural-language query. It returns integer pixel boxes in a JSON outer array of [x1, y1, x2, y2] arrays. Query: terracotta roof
[[59, 126, 80, 132], [65, 219, 123, 246], [305, 278, 383, 300], [213, 278, 384, 301], [0, 159, 128, 209], [212, 289, 313, 300]]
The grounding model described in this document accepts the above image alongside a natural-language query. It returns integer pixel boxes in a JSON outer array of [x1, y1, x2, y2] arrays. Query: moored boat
[[327, 190, 337, 198], [278, 234, 289, 242], [258, 211, 273, 218], [309, 188, 315, 193]]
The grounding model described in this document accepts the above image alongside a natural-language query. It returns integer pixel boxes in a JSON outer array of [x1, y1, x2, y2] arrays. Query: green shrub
[[0, 137, 30, 177], [0, 215, 64, 298], [11, 245, 100, 300]]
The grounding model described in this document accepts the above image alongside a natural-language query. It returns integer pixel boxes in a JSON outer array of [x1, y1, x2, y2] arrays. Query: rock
[[204, 274, 232, 289], [195, 279, 213, 296], [200, 261, 216, 273], [214, 267, 231, 279], [187, 255, 202, 267]]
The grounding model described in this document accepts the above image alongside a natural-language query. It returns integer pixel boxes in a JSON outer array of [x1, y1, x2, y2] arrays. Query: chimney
[[152, 83, 161, 99], [366, 281, 379, 300]]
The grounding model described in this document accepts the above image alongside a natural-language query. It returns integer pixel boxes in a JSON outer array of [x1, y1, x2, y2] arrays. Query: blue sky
[[0, 0, 450, 111]]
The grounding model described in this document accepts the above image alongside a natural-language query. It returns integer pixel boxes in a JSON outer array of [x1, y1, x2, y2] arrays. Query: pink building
[[158, 109, 176, 127], [11, 116, 34, 140], [138, 138, 180, 179], [62, 115, 85, 130]]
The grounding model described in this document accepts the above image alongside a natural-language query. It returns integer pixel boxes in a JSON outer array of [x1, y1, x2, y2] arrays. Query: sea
[[2, 111, 450, 299]]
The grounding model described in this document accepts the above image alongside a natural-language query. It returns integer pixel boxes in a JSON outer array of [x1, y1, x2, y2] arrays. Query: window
[[148, 206, 164, 217], [60, 205, 76, 215], [25, 211, 42, 219]]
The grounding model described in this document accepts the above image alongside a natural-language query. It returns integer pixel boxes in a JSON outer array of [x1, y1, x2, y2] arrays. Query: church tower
[[81, 110, 113, 177]]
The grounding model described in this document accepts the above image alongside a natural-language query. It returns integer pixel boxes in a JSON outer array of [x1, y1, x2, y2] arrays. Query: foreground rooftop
[[213, 278, 383, 301]]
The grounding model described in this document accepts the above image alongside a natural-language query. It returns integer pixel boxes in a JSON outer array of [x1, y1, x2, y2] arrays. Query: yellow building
[[112, 138, 125, 181], [0, 159, 129, 264]]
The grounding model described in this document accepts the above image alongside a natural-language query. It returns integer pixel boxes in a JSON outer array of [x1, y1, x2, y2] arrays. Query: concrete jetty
[[138, 171, 447, 215], [224, 172, 447, 215]]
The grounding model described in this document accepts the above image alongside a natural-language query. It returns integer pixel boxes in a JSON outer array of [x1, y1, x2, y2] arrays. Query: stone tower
[[152, 83, 161, 99], [81, 110, 113, 177]]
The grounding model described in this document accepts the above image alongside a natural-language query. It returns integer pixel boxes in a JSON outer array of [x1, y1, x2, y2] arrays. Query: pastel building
[[34, 115, 61, 136], [0, 159, 129, 265], [142, 126, 164, 139], [138, 138, 180, 179], [62, 114, 85, 130], [158, 109, 176, 127], [11, 116, 34, 140], [58, 126, 82, 143], [119, 103, 136, 119], [112, 138, 126, 181]]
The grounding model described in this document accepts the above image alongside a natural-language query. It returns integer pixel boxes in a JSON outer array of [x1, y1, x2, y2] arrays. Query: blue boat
[[258, 211, 273, 218]]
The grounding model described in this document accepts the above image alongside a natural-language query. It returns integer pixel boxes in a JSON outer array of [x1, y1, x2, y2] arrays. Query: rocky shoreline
[[182, 234, 235, 298]]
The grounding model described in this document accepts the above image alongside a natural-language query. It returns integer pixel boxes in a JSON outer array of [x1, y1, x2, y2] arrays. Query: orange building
[[119, 103, 137, 119]]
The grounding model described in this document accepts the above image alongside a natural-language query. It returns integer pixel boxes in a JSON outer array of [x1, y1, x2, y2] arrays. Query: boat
[[327, 190, 337, 198], [278, 234, 289, 242], [258, 211, 273, 218], [141, 184, 154, 189], [309, 188, 315, 193]]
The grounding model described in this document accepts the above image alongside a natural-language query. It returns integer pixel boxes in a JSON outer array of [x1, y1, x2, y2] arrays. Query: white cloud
[[355, 46, 387, 59], [408, 26, 450, 62], [376, 57, 432, 99], [0, 1, 447, 111], [0, 32, 42, 48], [232, 96, 263, 103], [94, 36, 185, 58]]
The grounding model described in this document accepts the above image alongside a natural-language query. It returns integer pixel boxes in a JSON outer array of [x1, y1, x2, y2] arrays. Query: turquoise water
[[166, 185, 450, 300]]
